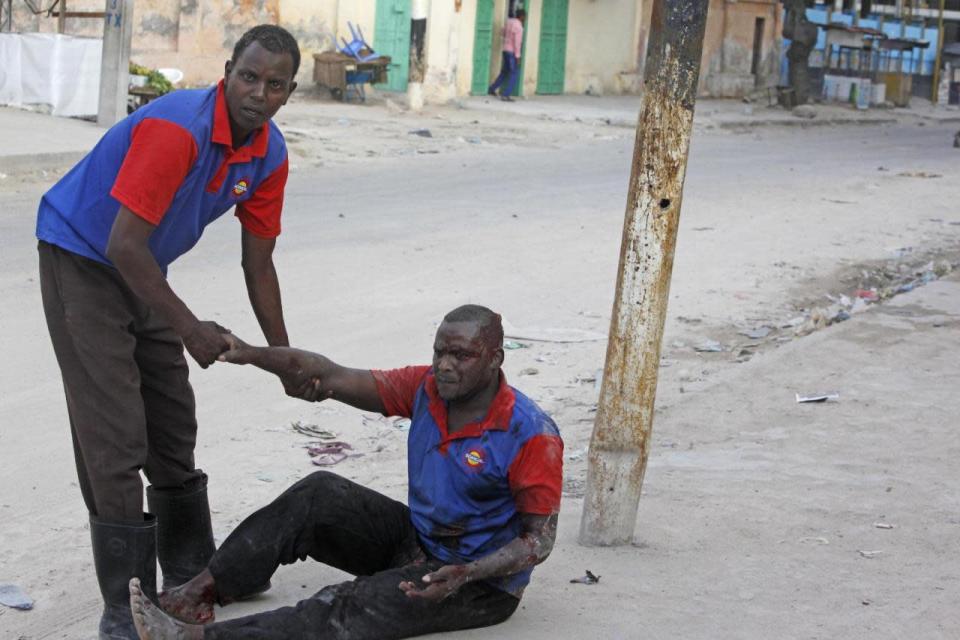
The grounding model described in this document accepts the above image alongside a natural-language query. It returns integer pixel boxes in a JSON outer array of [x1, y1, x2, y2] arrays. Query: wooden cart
[[312, 51, 391, 102]]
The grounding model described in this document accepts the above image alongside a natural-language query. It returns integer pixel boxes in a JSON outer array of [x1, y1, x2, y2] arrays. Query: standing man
[[487, 9, 526, 101], [36, 24, 300, 639]]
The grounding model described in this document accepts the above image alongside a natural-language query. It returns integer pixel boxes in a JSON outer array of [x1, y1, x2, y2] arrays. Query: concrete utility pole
[[407, 0, 429, 111], [97, 0, 134, 127], [579, 0, 709, 547]]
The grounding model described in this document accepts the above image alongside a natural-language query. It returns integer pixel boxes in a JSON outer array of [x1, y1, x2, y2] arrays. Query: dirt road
[[1, 96, 958, 639]]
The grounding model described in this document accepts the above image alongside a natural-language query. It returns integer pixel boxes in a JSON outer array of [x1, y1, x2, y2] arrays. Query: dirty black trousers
[[38, 241, 205, 520], [204, 471, 520, 639]]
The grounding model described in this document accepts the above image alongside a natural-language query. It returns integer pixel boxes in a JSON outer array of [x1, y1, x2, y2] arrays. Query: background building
[[1, 0, 783, 101]]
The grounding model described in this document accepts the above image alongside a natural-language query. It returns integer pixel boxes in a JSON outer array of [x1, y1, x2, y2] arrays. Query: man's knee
[[290, 471, 354, 498]]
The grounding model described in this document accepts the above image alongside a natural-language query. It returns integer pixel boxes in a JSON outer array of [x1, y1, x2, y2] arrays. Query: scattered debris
[[896, 171, 941, 179], [519, 367, 539, 376], [694, 339, 724, 352], [0, 584, 33, 610], [361, 415, 410, 431], [503, 340, 529, 350], [739, 326, 772, 339], [873, 522, 895, 530], [503, 321, 606, 344], [565, 446, 588, 461], [798, 536, 830, 545], [858, 549, 884, 559], [291, 422, 337, 440], [307, 441, 358, 466], [408, 128, 433, 138], [796, 393, 839, 403], [570, 570, 601, 585], [822, 198, 857, 205]]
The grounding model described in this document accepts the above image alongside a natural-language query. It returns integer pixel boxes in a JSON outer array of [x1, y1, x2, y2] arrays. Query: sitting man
[[128, 304, 563, 639]]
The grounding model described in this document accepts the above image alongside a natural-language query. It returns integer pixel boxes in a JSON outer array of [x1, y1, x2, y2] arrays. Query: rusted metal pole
[[579, 0, 709, 546]]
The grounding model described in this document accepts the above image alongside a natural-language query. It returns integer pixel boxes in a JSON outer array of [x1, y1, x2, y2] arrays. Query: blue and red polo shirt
[[372, 366, 563, 597], [36, 81, 288, 273]]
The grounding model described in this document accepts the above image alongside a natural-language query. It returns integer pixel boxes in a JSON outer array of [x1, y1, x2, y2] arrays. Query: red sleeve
[[509, 434, 563, 515], [370, 365, 431, 418], [235, 156, 287, 239], [110, 119, 198, 224]]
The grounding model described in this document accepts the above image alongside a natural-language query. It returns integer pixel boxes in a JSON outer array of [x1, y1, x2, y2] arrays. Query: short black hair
[[232, 24, 301, 78], [443, 305, 504, 350], [516, 9, 527, 19]]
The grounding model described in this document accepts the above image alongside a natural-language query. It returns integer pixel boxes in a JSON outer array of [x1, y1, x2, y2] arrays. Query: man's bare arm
[[399, 513, 558, 601], [106, 207, 228, 367], [241, 229, 289, 347], [219, 337, 385, 413]]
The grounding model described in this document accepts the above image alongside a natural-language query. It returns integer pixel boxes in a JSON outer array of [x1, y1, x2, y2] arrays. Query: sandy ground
[[0, 91, 959, 639]]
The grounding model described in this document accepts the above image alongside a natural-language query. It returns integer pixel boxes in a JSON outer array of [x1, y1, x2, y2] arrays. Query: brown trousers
[[38, 241, 204, 521]]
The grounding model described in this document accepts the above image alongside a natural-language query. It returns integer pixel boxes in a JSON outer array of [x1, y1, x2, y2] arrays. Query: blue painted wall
[[782, 7, 939, 79]]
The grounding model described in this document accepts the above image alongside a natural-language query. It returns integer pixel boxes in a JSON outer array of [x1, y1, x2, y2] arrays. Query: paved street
[[0, 97, 958, 638]]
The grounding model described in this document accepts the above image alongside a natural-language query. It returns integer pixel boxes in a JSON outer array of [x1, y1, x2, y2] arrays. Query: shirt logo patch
[[232, 178, 250, 197], [465, 449, 485, 468]]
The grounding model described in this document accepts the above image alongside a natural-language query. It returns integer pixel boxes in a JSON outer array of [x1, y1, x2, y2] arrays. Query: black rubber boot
[[147, 475, 216, 590], [90, 513, 158, 640]]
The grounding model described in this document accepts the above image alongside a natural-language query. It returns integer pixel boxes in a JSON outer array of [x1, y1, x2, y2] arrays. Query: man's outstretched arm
[[399, 513, 558, 601], [218, 336, 385, 413]]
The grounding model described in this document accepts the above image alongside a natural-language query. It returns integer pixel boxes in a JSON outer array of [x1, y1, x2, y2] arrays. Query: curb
[[0, 150, 88, 177], [714, 117, 899, 129]]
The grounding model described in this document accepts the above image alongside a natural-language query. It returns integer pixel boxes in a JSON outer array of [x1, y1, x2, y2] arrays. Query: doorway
[[751, 17, 765, 78], [536, 0, 569, 94], [374, 0, 411, 92], [471, 0, 496, 94]]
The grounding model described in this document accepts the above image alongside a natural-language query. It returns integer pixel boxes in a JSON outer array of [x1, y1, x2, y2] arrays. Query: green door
[[536, 0, 568, 94], [471, 0, 495, 94], [374, 0, 411, 92]]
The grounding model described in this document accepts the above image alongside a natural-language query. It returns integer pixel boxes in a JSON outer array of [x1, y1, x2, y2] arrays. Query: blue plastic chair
[[339, 22, 379, 62]]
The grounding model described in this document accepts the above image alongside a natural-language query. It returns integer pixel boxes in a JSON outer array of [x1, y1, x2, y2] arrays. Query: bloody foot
[[158, 569, 217, 624], [129, 578, 204, 640]]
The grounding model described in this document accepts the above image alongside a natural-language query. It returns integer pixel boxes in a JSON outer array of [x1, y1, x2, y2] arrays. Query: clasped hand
[[183, 321, 231, 368]]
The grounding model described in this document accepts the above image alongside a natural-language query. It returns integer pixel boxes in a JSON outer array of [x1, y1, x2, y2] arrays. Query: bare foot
[[129, 578, 204, 640], [158, 569, 216, 624]]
